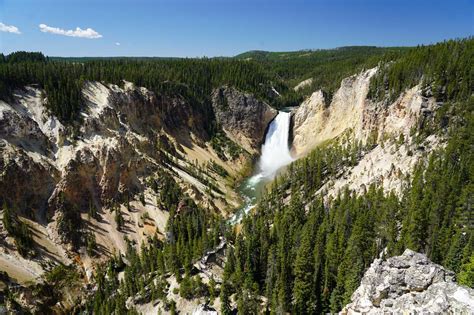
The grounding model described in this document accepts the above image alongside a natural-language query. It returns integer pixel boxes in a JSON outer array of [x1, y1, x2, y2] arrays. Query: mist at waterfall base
[[231, 111, 293, 223]]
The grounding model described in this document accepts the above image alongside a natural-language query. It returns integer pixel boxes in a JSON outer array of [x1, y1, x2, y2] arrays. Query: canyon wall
[[291, 68, 441, 198], [0, 82, 253, 283]]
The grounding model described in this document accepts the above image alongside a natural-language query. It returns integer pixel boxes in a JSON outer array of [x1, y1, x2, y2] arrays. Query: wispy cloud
[[115, 42, 121, 46], [0, 22, 21, 34], [39, 24, 102, 39]]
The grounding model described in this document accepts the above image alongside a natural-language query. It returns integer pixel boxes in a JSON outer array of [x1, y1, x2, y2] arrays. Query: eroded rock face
[[0, 80, 251, 279], [0, 141, 57, 217], [0, 101, 52, 155], [49, 134, 159, 218], [82, 81, 209, 142], [291, 68, 439, 158], [0, 82, 179, 220], [342, 249, 474, 314], [291, 68, 377, 157], [211, 86, 277, 153], [291, 69, 441, 200]]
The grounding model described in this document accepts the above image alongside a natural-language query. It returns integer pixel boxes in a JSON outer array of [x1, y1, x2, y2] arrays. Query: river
[[230, 110, 294, 223]]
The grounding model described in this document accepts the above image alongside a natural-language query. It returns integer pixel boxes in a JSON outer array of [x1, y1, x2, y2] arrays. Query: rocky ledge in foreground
[[342, 249, 474, 314]]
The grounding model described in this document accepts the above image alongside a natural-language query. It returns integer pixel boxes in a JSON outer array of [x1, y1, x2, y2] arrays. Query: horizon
[[5, 40, 470, 59], [1, 0, 473, 57]]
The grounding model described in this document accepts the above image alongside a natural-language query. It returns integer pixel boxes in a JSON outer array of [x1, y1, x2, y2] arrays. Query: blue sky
[[0, 0, 472, 57]]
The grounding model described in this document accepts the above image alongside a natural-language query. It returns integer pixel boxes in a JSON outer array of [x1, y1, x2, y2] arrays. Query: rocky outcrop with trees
[[343, 249, 474, 314]]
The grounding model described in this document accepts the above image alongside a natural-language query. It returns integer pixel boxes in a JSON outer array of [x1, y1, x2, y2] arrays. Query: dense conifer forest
[[369, 38, 472, 103], [0, 52, 276, 124], [236, 46, 411, 105], [0, 45, 410, 124], [219, 38, 473, 314], [220, 98, 473, 314]]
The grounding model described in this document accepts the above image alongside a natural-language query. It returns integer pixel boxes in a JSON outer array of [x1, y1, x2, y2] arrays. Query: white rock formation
[[342, 249, 474, 314], [192, 304, 218, 315], [293, 78, 313, 91]]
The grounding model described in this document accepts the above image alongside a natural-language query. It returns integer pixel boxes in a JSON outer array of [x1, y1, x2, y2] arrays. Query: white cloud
[[39, 23, 102, 39], [115, 42, 121, 46], [0, 22, 21, 34]]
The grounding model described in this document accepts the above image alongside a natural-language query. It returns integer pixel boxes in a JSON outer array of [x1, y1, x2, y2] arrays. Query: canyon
[[0, 43, 472, 313], [0, 81, 276, 286]]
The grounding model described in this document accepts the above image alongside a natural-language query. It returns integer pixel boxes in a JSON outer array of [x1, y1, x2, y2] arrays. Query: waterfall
[[231, 111, 293, 223], [259, 111, 293, 179]]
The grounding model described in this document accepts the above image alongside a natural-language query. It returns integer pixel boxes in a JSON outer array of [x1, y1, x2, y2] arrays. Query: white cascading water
[[259, 111, 294, 178], [231, 111, 293, 223]]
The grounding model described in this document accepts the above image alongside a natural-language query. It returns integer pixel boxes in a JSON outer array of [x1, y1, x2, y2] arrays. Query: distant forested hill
[[0, 46, 411, 125], [0, 39, 470, 125]]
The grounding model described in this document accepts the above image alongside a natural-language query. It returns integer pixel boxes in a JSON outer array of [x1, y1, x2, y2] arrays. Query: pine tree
[[458, 254, 474, 287], [2, 201, 12, 232], [220, 280, 232, 315], [292, 225, 315, 314], [402, 166, 428, 252], [115, 208, 124, 231]]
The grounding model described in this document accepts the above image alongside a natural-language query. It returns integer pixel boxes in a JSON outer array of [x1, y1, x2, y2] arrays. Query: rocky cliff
[[291, 68, 377, 157], [212, 86, 277, 153], [291, 68, 439, 157], [1, 82, 215, 214], [291, 68, 441, 199], [342, 249, 474, 314]]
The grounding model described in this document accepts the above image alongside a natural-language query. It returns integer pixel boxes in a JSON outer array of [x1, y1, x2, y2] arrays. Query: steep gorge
[[220, 40, 473, 314], [0, 39, 472, 314], [129, 62, 471, 314], [0, 81, 275, 288]]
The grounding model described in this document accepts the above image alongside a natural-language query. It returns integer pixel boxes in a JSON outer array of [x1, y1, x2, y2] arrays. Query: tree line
[[369, 38, 473, 103], [0, 51, 278, 125]]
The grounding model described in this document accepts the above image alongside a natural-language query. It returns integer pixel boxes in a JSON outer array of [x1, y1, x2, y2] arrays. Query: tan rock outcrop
[[291, 68, 377, 157], [291, 68, 438, 157], [0, 141, 57, 217], [291, 68, 441, 199], [293, 78, 313, 91]]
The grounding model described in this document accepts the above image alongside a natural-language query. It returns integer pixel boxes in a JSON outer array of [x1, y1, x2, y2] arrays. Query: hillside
[[235, 46, 408, 61], [224, 38, 473, 314]]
